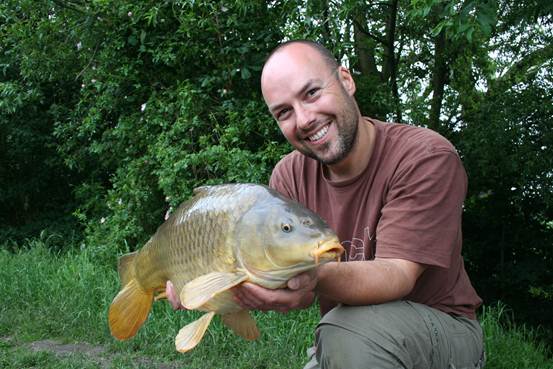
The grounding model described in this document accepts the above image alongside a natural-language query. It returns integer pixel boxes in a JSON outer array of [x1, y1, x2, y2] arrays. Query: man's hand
[[232, 270, 318, 313], [165, 271, 318, 313], [166, 280, 187, 310]]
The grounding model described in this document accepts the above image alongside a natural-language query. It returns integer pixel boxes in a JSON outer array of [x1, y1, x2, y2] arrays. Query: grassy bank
[[1, 243, 552, 368]]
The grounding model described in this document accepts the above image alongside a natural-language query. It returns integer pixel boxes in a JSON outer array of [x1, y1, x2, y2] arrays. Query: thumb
[[287, 271, 317, 290], [287, 276, 301, 290]]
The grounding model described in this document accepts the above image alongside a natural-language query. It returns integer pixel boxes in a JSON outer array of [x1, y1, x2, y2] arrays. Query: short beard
[[298, 94, 358, 165]]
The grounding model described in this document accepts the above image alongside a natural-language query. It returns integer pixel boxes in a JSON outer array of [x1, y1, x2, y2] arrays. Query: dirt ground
[[1, 336, 181, 369]]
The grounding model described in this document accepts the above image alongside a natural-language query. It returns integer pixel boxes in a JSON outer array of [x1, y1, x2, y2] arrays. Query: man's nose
[[295, 105, 316, 131]]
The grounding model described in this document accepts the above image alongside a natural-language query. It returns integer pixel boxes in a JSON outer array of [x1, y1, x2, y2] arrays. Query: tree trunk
[[353, 13, 379, 78], [429, 29, 448, 133], [383, 0, 401, 121], [382, 0, 398, 81], [320, 0, 332, 46]]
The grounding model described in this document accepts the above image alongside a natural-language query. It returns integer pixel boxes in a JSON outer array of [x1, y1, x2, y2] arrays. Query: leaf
[[476, 3, 497, 37], [431, 23, 445, 37], [127, 34, 138, 46], [466, 27, 474, 43], [240, 67, 251, 80]]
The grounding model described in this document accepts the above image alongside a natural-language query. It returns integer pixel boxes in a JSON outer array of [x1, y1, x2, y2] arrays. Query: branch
[[429, 29, 448, 132], [352, 18, 387, 45], [51, 0, 87, 15], [367, 0, 393, 7], [488, 43, 553, 96], [75, 43, 99, 81]]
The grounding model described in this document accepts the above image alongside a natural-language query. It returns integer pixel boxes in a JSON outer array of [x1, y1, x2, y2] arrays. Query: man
[[169, 40, 485, 368]]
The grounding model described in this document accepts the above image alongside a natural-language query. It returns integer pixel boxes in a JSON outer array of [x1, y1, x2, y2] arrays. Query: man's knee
[[314, 303, 438, 369], [313, 302, 484, 369], [316, 323, 368, 369], [314, 306, 408, 369]]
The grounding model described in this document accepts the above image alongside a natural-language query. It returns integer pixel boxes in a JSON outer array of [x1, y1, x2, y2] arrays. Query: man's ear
[[337, 66, 356, 96]]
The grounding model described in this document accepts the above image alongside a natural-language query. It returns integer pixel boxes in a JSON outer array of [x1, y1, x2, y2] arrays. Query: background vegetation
[[1, 0, 552, 362]]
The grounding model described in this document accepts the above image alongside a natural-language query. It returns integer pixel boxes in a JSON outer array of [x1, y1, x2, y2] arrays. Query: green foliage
[[409, 0, 498, 42], [2, 0, 290, 255], [0, 0, 83, 243], [461, 74, 553, 333]]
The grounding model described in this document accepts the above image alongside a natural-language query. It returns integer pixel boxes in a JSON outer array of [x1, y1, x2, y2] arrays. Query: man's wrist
[[314, 262, 334, 294]]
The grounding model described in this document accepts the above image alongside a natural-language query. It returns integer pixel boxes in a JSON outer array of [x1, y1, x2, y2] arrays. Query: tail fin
[[108, 278, 153, 340], [108, 251, 153, 339]]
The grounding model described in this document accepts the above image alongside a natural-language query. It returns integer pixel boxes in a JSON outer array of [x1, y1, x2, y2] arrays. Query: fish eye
[[281, 223, 293, 233]]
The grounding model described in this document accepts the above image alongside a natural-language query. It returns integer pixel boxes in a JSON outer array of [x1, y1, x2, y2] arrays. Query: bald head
[[261, 41, 345, 111], [263, 40, 339, 74]]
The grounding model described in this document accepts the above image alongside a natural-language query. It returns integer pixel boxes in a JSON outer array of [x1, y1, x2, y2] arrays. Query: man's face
[[261, 44, 359, 165]]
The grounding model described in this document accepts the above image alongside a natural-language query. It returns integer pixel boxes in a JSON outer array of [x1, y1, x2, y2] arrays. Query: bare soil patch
[[1, 336, 181, 369]]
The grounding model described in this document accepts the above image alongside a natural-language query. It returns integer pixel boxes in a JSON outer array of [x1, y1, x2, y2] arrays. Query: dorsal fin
[[192, 186, 210, 196]]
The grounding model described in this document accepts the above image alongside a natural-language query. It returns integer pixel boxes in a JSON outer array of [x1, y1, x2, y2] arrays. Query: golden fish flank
[[108, 183, 343, 353]]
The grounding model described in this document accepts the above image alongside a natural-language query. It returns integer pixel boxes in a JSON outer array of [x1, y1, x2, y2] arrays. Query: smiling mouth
[[307, 124, 330, 142]]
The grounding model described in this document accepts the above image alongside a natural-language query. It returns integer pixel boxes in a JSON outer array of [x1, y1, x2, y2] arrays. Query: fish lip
[[311, 239, 344, 264]]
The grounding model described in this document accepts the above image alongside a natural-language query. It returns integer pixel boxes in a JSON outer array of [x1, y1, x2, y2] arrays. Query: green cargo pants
[[303, 301, 485, 369]]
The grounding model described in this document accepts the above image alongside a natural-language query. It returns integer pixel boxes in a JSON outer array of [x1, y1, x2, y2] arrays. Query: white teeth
[[308, 125, 329, 141]]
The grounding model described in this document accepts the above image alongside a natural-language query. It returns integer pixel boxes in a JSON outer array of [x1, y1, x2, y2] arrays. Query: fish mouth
[[311, 239, 344, 264]]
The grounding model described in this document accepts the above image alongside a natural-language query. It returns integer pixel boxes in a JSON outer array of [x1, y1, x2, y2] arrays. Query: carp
[[108, 183, 343, 353]]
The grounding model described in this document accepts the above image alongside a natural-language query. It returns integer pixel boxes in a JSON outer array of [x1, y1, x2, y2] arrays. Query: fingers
[[233, 283, 276, 311], [233, 282, 315, 313], [233, 283, 266, 310]]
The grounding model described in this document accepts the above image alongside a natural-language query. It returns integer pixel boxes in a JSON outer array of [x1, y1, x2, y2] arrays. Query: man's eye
[[276, 108, 291, 120], [307, 88, 320, 97]]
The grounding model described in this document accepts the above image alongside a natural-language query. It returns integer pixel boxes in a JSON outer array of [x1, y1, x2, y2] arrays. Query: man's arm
[[316, 258, 425, 305], [232, 258, 425, 312]]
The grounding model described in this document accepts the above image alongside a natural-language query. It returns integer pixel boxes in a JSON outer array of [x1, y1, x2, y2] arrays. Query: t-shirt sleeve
[[375, 149, 467, 268], [269, 158, 298, 201]]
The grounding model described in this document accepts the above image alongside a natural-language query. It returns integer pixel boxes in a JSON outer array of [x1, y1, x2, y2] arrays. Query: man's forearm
[[315, 259, 425, 306]]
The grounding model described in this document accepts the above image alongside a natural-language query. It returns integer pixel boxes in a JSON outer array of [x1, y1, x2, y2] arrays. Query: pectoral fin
[[175, 311, 216, 353], [181, 272, 248, 310], [221, 310, 260, 340]]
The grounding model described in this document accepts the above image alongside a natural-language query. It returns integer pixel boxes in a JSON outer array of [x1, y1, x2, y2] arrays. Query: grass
[[480, 304, 553, 369], [1, 241, 552, 368]]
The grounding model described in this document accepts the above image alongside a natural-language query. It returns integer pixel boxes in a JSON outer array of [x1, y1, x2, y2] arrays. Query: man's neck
[[325, 118, 375, 182]]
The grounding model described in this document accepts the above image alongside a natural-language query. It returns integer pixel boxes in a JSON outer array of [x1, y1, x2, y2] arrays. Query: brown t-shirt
[[269, 118, 482, 319]]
